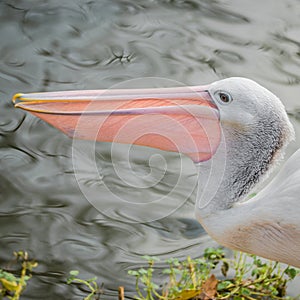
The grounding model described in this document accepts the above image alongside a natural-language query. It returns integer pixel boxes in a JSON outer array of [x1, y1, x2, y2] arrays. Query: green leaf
[[217, 280, 232, 291], [69, 270, 79, 277], [253, 258, 265, 268], [204, 247, 224, 261], [86, 277, 97, 283], [173, 268, 182, 275], [142, 255, 160, 262], [251, 268, 260, 276], [166, 258, 180, 266], [23, 275, 31, 281], [128, 270, 139, 276], [193, 258, 206, 265], [151, 282, 160, 289], [138, 268, 148, 275], [285, 267, 298, 279], [240, 287, 251, 295], [0, 271, 18, 282]]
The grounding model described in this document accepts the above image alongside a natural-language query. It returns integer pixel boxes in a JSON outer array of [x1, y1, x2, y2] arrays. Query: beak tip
[[12, 93, 24, 105]]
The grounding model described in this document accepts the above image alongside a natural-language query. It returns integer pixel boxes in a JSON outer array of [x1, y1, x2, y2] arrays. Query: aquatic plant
[[66, 247, 299, 299], [127, 248, 300, 300], [67, 270, 125, 300], [0, 251, 37, 300], [67, 270, 104, 300]]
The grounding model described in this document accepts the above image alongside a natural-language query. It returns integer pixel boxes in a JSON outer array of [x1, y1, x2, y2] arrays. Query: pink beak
[[13, 85, 221, 163]]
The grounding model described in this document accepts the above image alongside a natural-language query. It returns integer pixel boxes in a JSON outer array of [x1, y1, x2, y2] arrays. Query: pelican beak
[[13, 86, 220, 162]]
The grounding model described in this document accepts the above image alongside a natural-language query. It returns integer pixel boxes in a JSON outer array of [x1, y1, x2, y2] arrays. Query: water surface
[[1, 0, 300, 298]]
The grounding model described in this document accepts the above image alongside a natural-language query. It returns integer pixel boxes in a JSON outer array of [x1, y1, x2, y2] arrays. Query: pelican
[[13, 77, 300, 267]]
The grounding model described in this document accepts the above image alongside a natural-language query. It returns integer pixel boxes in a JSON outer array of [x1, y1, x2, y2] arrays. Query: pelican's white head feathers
[[208, 77, 294, 151], [198, 77, 295, 212]]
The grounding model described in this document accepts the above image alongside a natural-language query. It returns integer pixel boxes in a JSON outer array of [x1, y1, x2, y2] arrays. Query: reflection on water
[[1, 0, 300, 298]]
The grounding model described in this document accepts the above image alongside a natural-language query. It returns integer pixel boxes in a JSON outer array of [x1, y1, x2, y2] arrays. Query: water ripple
[[1, 0, 300, 298]]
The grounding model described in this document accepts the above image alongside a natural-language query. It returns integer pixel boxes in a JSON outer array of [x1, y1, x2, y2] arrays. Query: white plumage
[[195, 78, 299, 267]]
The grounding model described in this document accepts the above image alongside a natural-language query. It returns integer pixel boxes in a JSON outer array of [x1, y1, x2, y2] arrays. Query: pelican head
[[199, 78, 294, 211], [208, 78, 293, 148]]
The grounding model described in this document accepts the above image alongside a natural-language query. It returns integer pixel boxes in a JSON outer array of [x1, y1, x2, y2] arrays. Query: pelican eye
[[215, 91, 232, 104]]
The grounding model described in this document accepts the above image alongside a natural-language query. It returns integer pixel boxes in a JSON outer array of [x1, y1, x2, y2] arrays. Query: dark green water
[[1, 0, 300, 298]]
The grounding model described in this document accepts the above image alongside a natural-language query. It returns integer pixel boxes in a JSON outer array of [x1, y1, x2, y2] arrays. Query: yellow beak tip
[[12, 93, 24, 104]]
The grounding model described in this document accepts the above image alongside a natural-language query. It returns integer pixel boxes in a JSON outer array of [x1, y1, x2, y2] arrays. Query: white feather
[[195, 78, 299, 267]]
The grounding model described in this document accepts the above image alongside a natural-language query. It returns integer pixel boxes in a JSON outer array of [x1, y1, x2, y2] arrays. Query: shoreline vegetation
[[1, 248, 299, 300]]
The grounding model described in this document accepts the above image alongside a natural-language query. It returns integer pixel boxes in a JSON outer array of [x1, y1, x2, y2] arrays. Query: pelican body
[[13, 77, 300, 267]]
